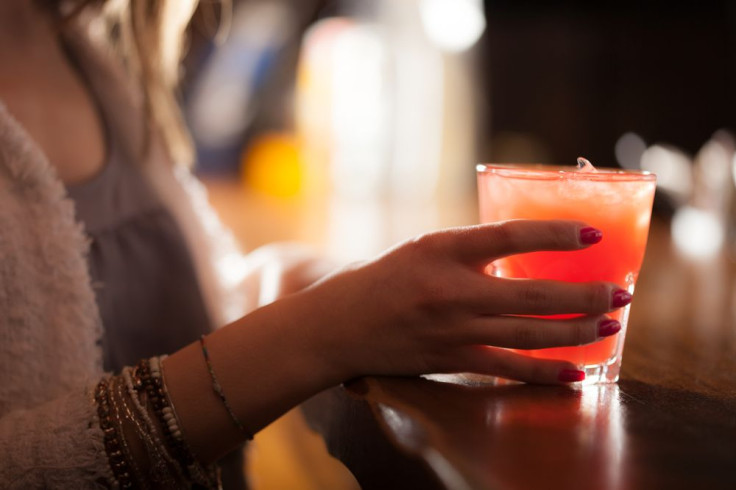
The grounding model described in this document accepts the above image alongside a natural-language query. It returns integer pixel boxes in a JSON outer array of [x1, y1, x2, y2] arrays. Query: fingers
[[442, 220, 600, 264], [463, 275, 628, 315], [459, 314, 621, 349], [442, 345, 586, 385]]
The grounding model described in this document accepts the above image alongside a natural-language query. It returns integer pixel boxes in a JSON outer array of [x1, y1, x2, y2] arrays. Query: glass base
[[580, 358, 620, 384], [580, 279, 633, 384]]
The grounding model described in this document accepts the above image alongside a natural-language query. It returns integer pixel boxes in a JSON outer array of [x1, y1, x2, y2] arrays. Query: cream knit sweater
[[0, 25, 263, 488]]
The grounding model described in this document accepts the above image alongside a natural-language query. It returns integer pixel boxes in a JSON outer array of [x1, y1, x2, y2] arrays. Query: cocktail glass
[[476, 163, 656, 383]]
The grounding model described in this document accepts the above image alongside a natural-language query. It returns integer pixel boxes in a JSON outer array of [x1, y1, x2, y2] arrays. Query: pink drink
[[477, 163, 656, 383]]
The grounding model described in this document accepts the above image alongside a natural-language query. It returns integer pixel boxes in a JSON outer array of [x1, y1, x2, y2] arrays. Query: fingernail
[[579, 227, 602, 245], [598, 318, 621, 337], [559, 369, 586, 382], [612, 289, 632, 308]]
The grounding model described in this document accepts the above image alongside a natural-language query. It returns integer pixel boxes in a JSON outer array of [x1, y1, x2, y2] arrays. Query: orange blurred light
[[241, 132, 302, 198]]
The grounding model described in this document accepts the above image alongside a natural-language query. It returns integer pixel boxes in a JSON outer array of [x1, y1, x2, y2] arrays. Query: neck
[[0, 1, 55, 47]]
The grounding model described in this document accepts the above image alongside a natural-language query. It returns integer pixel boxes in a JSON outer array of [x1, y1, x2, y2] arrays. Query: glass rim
[[476, 163, 656, 182]]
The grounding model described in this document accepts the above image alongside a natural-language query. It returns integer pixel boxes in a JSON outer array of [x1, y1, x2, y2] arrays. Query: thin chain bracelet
[[199, 335, 254, 440]]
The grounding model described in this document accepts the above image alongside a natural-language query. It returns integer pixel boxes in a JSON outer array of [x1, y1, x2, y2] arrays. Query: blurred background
[[184, 0, 736, 259], [179, 0, 736, 487]]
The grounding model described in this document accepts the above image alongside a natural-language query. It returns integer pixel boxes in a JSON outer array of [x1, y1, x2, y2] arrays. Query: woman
[[0, 0, 628, 487]]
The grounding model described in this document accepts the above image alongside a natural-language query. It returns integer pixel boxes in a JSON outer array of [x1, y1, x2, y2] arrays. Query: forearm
[[163, 292, 344, 464], [96, 259, 347, 485], [111, 220, 626, 482]]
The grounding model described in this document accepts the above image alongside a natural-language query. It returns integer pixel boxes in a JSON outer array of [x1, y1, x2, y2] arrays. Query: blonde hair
[[44, 0, 228, 166]]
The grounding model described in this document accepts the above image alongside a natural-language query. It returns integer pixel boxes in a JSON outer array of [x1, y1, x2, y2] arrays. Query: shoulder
[[0, 99, 88, 272], [0, 102, 79, 245], [0, 99, 85, 259], [0, 102, 58, 189]]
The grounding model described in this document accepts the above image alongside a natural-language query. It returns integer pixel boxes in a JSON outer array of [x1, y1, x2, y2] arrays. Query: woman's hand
[[164, 219, 628, 462], [294, 219, 628, 385]]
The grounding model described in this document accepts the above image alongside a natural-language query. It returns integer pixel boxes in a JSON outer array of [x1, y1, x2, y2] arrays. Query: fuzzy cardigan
[[0, 26, 266, 488]]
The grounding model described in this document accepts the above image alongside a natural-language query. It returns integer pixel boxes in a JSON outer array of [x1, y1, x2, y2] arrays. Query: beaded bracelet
[[150, 357, 184, 441], [94, 378, 135, 489], [199, 335, 254, 440], [155, 357, 188, 446], [137, 358, 219, 487], [119, 367, 181, 486], [108, 377, 148, 489], [97, 366, 220, 489]]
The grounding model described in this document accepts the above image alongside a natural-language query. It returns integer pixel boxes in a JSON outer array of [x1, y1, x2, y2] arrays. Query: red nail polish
[[612, 289, 632, 308], [559, 369, 586, 382], [579, 227, 602, 245], [598, 319, 621, 337]]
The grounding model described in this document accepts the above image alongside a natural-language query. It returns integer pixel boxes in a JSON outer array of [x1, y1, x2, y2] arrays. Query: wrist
[[163, 291, 349, 463], [266, 289, 354, 388], [285, 271, 372, 385]]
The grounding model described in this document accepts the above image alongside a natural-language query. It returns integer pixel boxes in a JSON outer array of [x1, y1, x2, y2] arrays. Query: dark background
[[186, 0, 736, 172], [480, 0, 736, 165]]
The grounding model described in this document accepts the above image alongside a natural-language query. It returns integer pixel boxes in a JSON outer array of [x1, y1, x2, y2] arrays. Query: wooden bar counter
[[300, 218, 736, 490]]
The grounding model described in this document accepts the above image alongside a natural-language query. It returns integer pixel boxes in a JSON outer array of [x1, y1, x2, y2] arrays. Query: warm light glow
[[671, 206, 724, 258], [326, 196, 386, 262], [296, 19, 391, 198], [216, 252, 252, 290], [580, 386, 624, 489], [296, 18, 355, 196], [419, 0, 486, 53], [330, 24, 390, 197], [640, 144, 692, 204], [695, 139, 731, 195], [242, 132, 302, 197]]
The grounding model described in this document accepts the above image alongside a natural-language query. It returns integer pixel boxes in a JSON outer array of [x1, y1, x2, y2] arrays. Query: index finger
[[443, 220, 602, 264]]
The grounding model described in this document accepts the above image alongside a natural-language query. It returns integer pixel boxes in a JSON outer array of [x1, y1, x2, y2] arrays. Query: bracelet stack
[[95, 378, 135, 489], [94, 356, 221, 489]]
